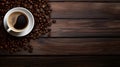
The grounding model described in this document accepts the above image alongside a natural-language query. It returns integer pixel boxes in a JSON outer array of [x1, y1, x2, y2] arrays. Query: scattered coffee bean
[[0, 0, 56, 53]]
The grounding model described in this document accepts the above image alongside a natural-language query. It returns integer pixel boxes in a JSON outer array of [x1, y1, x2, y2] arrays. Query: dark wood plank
[[0, 56, 120, 67], [46, 19, 120, 37], [51, 2, 120, 19], [0, 38, 120, 55], [50, 0, 120, 2]]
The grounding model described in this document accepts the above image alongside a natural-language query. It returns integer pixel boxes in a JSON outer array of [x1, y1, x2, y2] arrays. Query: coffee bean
[[0, 0, 56, 54], [52, 20, 56, 23]]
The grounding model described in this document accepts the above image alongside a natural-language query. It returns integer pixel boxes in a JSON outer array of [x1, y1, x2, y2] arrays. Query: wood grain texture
[[47, 19, 120, 37], [0, 56, 120, 67], [0, 38, 120, 55], [51, 2, 120, 19], [0, 1, 120, 67], [50, 0, 120, 2]]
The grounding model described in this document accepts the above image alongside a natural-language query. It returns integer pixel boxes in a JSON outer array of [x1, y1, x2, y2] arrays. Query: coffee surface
[[14, 14, 28, 29]]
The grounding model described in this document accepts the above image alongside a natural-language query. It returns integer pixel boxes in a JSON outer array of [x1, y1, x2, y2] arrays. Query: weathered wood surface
[[0, 56, 120, 67], [50, 0, 120, 2], [46, 19, 120, 37], [0, 0, 120, 56], [1, 1, 120, 67], [51, 2, 120, 19], [0, 38, 120, 55]]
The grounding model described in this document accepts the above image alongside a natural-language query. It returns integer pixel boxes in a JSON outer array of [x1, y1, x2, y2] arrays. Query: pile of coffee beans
[[0, 0, 56, 53]]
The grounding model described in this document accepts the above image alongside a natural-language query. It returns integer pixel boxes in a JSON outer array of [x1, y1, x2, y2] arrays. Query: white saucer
[[4, 7, 34, 37]]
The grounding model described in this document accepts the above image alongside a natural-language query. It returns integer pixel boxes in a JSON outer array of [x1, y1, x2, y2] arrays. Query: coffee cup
[[7, 11, 28, 32], [4, 7, 34, 37]]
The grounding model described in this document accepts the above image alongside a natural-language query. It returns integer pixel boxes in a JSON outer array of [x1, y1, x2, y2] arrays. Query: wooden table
[[1, 0, 120, 67]]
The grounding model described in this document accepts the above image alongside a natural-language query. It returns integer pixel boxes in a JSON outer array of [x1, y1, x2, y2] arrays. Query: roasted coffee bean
[[52, 20, 56, 23], [0, 0, 56, 54]]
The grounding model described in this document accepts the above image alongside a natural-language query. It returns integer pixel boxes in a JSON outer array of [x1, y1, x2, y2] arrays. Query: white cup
[[7, 11, 28, 32], [4, 7, 34, 37]]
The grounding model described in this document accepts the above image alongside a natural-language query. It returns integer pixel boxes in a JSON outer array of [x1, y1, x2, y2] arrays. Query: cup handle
[[7, 28, 11, 32]]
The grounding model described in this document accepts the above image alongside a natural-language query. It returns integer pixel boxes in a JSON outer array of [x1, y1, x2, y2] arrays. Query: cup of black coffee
[[4, 7, 34, 37], [7, 12, 28, 32]]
